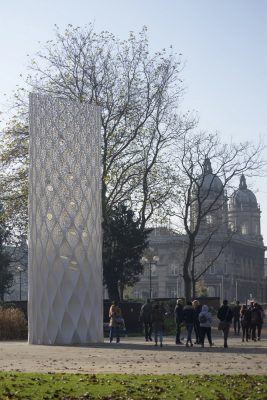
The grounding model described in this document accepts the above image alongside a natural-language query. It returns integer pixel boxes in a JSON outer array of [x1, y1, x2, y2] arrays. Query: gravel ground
[[0, 330, 266, 375]]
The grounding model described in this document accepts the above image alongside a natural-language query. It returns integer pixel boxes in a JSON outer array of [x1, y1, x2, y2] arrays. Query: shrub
[[0, 305, 28, 340]]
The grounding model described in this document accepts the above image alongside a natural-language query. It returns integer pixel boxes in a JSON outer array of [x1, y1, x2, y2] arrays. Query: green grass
[[0, 372, 266, 399]]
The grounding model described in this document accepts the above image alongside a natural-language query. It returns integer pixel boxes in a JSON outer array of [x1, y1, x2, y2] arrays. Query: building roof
[[230, 175, 258, 209]]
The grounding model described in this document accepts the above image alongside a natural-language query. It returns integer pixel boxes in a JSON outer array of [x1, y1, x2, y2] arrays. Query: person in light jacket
[[198, 304, 213, 347]]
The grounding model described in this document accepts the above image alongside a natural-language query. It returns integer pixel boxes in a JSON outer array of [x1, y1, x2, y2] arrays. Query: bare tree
[[0, 25, 196, 294], [1, 24, 194, 232], [171, 131, 265, 300]]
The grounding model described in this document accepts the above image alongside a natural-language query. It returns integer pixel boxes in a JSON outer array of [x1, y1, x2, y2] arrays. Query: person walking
[[174, 298, 184, 344], [192, 299, 202, 344], [139, 299, 153, 341], [109, 301, 122, 343], [233, 300, 241, 335], [217, 299, 233, 348], [240, 304, 251, 342], [183, 301, 195, 347], [198, 305, 213, 347], [251, 303, 264, 341], [152, 303, 164, 347]]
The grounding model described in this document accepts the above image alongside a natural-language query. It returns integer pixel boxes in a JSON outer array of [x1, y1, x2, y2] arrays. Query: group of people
[[108, 298, 265, 348], [233, 300, 265, 342], [175, 299, 215, 348]]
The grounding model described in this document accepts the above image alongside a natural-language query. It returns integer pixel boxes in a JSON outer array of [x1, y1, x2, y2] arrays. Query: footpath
[[0, 331, 266, 375]]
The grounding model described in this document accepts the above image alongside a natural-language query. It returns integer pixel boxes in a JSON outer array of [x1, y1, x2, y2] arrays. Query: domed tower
[[228, 175, 262, 239], [191, 158, 228, 232]]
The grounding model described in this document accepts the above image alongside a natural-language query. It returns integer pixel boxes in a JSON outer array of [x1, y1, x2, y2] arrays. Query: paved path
[[0, 332, 266, 375]]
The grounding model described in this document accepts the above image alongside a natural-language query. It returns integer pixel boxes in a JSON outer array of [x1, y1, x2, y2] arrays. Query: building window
[[209, 265, 216, 274], [206, 214, 213, 225], [241, 224, 248, 235], [255, 224, 259, 235], [151, 264, 157, 276], [207, 286, 215, 296], [168, 287, 177, 298], [169, 264, 179, 276]]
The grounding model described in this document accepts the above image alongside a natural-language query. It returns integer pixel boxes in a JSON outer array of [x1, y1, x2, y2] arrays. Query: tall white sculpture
[[28, 93, 103, 344]]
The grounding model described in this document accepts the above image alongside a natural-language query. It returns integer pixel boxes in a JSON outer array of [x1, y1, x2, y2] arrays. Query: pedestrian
[[192, 299, 202, 344], [183, 301, 195, 347], [109, 301, 122, 343], [251, 303, 263, 341], [152, 303, 164, 347], [174, 298, 184, 344], [217, 299, 233, 348], [240, 304, 251, 342], [233, 300, 241, 335], [198, 305, 213, 347], [139, 299, 153, 342]]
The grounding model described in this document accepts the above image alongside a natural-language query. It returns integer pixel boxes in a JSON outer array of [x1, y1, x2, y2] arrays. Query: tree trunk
[[192, 279, 196, 299]]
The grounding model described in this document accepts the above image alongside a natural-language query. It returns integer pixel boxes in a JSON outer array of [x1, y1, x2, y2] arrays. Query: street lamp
[[17, 266, 24, 301], [142, 248, 159, 299]]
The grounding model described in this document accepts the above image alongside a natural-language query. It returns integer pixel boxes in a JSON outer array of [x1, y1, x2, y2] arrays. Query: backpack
[[199, 314, 207, 324]]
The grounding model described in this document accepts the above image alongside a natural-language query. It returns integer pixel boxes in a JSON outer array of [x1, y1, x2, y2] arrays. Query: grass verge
[[0, 372, 266, 399]]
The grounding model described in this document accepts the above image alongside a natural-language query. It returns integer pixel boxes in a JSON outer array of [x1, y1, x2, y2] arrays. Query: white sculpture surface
[[28, 93, 103, 344]]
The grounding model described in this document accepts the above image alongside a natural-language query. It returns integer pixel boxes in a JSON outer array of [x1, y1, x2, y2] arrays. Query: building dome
[[199, 158, 223, 194], [230, 175, 258, 208]]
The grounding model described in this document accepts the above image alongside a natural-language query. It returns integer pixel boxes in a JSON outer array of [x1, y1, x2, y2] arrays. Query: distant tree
[[0, 123, 28, 244], [172, 131, 265, 300], [103, 204, 151, 301], [0, 208, 13, 301]]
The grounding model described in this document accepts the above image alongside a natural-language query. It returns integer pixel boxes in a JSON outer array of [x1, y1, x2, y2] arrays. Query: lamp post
[[142, 248, 159, 299]]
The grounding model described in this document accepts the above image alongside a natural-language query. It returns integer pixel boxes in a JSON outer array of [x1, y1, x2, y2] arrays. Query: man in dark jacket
[[217, 299, 233, 348], [183, 301, 195, 347], [139, 299, 153, 341], [174, 299, 184, 344]]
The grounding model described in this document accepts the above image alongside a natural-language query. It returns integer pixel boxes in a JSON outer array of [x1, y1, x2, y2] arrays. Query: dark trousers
[[194, 322, 201, 343], [234, 318, 240, 334], [222, 324, 230, 347], [175, 322, 182, 343], [241, 324, 249, 341], [109, 326, 120, 343], [251, 323, 262, 340], [144, 321, 152, 340], [200, 326, 212, 346], [185, 323, 194, 344]]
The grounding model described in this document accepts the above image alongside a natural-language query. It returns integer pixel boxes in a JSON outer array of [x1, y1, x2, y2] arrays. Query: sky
[[0, 0, 267, 238]]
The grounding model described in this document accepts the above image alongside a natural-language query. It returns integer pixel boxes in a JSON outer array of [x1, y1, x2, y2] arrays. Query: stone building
[[133, 172, 266, 303]]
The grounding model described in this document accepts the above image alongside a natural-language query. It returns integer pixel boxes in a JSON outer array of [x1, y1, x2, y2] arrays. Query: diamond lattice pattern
[[28, 93, 103, 344]]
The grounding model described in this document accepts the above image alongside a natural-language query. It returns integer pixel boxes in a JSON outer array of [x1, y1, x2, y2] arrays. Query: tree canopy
[[103, 204, 150, 301]]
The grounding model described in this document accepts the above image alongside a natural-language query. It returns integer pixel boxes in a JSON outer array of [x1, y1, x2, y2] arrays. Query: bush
[[0, 305, 28, 340]]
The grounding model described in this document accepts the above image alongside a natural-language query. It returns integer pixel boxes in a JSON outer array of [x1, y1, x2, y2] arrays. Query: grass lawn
[[0, 372, 266, 399]]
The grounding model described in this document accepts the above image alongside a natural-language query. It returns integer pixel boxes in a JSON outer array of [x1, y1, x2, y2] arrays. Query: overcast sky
[[1, 0, 267, 237]]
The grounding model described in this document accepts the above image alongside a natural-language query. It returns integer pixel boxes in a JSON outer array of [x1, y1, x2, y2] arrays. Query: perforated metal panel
[[28, 93, 103, 344]]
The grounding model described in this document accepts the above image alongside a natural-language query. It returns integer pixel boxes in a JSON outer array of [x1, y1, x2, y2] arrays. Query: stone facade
[[133, 174, 267, 303]]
